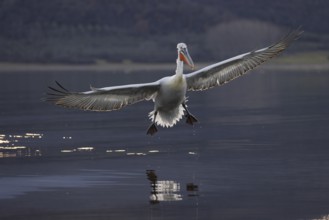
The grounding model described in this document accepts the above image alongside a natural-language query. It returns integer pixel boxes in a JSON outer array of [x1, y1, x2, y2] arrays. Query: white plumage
[[46, 28, 303, 135], [149, 105, 185, 128]]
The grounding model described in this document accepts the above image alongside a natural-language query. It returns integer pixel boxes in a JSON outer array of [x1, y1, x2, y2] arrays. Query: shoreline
[[0, 62, 329, 72]]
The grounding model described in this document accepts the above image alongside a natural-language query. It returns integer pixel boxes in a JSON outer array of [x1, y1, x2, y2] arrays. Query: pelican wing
[[46, 81, 160, 111], [186, 28, 303, 91]]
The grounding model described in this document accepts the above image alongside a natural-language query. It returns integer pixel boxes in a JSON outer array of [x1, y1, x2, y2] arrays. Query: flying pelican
[[46, 28, 303, 135]]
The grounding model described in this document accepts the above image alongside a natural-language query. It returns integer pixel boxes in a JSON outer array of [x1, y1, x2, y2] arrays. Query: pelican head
[[177, 43, 194, 70]]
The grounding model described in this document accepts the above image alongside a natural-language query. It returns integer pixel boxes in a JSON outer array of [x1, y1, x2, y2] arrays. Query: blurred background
[[0, 0, 328, 65], [1, 1, 329, 220]]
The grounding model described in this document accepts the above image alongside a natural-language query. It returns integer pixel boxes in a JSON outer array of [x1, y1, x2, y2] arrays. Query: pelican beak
[[180, 48, 195, 70]]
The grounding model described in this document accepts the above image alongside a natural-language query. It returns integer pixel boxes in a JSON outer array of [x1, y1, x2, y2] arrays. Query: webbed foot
[[185, 114, 198, 125], [147, 123, 158, 135]]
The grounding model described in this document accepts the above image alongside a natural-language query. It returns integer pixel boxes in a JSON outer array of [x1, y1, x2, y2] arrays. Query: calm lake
[[0, 67, 329, 220]]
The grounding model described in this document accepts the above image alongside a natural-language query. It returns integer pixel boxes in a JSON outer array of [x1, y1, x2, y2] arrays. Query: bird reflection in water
[[186, 182, 199, 197], [146, 170, 182, 204]]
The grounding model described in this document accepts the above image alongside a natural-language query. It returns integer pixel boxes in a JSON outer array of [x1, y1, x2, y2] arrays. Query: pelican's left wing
[[45, 81, 160, 111], [186, 28, 303, 91]]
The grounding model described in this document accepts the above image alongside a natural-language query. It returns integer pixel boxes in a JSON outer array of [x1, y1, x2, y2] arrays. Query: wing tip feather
[[276, 26, 304, 48], [44, 81, 72, 103]]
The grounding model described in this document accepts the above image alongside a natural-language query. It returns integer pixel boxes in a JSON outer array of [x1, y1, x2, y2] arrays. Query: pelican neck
[[175, 58, 184, 76]]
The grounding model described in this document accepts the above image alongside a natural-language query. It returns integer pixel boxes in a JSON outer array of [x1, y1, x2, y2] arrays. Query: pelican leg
[[147, 111, 158, 135], [182, 103, 198, 125]]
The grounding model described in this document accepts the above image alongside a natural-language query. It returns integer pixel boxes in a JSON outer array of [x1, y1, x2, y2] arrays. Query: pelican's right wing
[[186, 28, 303, 91], [45, 81, 160, 111]]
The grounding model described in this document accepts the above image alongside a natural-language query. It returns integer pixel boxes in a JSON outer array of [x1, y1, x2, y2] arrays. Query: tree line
[[0, 0, 327, 63]]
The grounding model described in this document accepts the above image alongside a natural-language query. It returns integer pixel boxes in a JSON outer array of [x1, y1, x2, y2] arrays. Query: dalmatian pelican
[[46, 28, 303, 135]]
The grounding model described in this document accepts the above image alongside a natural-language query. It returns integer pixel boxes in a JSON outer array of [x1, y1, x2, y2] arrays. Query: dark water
[[0, 68, 329, 220]]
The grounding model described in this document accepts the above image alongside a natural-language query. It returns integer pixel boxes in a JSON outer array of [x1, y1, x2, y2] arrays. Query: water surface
[[0, 67, 329, 220]]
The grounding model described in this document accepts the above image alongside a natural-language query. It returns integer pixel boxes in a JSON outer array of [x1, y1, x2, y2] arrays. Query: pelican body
[[147, 43, 196, 134], [46, 28, 303, 135]]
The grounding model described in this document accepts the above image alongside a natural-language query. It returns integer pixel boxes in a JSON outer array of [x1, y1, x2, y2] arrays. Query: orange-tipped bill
[[180, 48, 194, 70]]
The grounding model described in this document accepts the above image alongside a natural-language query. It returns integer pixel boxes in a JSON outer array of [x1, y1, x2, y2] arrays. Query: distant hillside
[[0, 0, 328, 63]]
